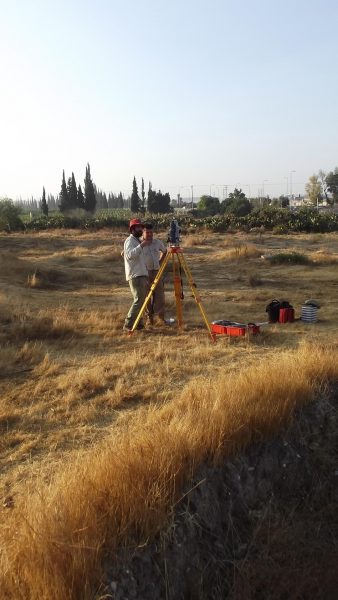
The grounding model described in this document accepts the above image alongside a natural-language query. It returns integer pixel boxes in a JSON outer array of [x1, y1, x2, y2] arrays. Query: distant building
[[289, 195, 306, 207]]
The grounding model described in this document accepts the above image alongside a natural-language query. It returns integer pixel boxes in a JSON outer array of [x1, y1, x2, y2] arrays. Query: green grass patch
[[269, 252, 311, 265]]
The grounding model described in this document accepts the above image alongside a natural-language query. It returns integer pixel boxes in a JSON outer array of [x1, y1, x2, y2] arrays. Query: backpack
[[265, 299, 281, 323]]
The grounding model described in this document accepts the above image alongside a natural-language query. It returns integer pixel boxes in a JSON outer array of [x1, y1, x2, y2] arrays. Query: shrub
[[269, 252, 311, 265], [0, 199, 24, 231], [19, 206, 338, 234]]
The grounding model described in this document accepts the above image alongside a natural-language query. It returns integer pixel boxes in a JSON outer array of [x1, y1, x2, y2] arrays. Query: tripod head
[[168, 219, 180, 247]]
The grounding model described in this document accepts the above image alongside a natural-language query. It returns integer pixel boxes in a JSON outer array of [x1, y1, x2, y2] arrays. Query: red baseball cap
[[129, 218, 144, 231]]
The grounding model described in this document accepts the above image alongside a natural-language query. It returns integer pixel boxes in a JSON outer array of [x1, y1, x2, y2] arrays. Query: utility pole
[[191, 185, 194, 209]]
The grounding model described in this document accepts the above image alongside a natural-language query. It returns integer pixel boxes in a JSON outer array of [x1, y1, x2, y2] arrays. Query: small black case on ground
[[266, 299, 281, 323]]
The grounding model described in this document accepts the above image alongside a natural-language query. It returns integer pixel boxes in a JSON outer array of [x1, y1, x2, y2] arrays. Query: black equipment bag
[[266, 299, 281, 323], [280, 300, 293, 309]]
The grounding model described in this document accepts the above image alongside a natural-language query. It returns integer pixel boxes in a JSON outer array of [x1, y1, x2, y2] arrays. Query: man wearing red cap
[[123, 219, 150, 331]]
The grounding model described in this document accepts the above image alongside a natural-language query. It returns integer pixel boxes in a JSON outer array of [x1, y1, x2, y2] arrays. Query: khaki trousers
[[125, 276, 148, 328]]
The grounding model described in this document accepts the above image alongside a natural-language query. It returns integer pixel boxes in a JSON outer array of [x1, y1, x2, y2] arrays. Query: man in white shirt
[[123, 219, 150, 331], [142, 223, 167, 324]]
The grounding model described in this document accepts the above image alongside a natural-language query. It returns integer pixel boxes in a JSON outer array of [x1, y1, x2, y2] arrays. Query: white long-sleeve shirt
[[142, 239, 166, 271], [123, 234, 148, 281]]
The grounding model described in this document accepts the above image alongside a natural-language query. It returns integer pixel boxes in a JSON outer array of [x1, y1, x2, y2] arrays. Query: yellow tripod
[[130, 246, 216, 341]]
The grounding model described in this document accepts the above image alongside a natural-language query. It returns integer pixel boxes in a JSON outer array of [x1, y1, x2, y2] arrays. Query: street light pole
[[284, 176, 289, 196], [262, 179, 268, 199], [290, 170, 296, 199]]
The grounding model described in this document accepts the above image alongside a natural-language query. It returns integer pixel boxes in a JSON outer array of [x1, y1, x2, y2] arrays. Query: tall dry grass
[[1, 342, 338, 600], [214, 243, 262, 261], [1, 305, 77, 341]]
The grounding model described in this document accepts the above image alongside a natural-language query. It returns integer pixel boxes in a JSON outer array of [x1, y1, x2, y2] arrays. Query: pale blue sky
[[1, 0, 337, 201]]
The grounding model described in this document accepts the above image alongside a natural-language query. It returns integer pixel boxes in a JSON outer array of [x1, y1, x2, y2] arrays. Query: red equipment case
[[225, 325, 246, 336], [279, 308, 295, 323], [211, 321, 260, 336], [211, 323, 228, 335]]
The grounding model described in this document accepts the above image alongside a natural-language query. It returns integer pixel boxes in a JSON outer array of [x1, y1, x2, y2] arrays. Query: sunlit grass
[[1, 342, 337, 600], [214, 243, 262, 261], [0, 229, 337, 599]]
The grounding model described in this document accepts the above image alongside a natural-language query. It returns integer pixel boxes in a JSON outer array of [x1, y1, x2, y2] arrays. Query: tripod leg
[[130, 252, 170, 333], [178, 252, 216, 341], [173, 253, 183, 327]]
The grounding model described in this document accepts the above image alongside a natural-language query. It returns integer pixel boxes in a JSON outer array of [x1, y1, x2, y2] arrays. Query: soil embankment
[[105, 390, 338, 600]]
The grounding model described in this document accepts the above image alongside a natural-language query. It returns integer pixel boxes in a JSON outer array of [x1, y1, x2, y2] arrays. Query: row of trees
[[31, 173, 172, 216], [10, 166, 338, 218], [196, 168, 338, 217], [59, 164, 96, 213], [130, 177, 171, 213], [197, 189, 254, 217], [13, 195, 58, 213], [56, 171, 173, 214], [15, 187, 125, 214]]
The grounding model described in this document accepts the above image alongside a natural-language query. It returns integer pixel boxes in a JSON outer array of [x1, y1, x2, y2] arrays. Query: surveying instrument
[[130, 220, 216, 341]]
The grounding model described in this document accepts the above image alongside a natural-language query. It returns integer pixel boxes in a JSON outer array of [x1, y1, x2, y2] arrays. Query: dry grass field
[[0, 228, 338, 599]]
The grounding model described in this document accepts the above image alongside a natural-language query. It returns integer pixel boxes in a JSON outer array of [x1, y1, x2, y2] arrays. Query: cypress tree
[[156, 191, 171, 213], [147, 181, 156, 212], [141, 177, 145, 213], [117, 192, 124, 208], [77, 184, 85, 209], [130, 176, 141, 212], [69, 172, 78, 209], [102, 192, 108, 209], [83, 163, 96, 213], [59, 170, 69, 212], [66, 177, 72, 206], [41, 186, 48, 216], [146, 184, 171, 213], [48, 194, 56, 211]]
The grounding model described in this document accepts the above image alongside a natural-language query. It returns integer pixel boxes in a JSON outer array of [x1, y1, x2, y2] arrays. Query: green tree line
[[130, 177, 171, 213], [13, 171, 173, 216], [4, 165, 338, 221]]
